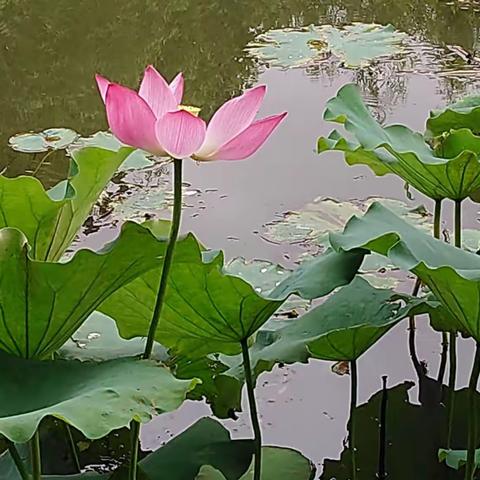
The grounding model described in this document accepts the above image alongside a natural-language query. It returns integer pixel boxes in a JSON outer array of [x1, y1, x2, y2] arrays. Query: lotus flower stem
[[143, 157, 183, 359], [7, 441, 29, 480], [128, 158, 184, 480], [30, 430, 42, 480], [465, 342, 480, 480], [349, 359, 358, 480], [241, 338, 262, 480]]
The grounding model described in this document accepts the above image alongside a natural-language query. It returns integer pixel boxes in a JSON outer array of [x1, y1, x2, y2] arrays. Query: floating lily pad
[[224, 258, 310, 317], [59, 311, 169, 362], [264, 196, 430, 287], [245, 26, 329, 69], [245, 23, 406, 69], [9, 128, 79, 153], [318, 23, 407, 67], [68, 131, 154, 171]]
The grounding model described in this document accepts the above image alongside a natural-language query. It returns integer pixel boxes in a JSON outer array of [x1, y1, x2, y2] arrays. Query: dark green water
[[2, 1, 480, 478]]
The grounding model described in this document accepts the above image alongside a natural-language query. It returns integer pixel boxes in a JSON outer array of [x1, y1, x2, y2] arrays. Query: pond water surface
[[3, 1, 480, 478]]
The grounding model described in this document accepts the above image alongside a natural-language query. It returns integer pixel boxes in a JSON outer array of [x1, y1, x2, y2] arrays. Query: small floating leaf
[[68, 131, 154, 171], [59, 311, 168, 362], [9, 128, 78, 153], [264, 196, 430, 287]]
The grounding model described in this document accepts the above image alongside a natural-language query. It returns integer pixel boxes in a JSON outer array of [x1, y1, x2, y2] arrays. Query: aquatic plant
[[1, 63, 480, 480]]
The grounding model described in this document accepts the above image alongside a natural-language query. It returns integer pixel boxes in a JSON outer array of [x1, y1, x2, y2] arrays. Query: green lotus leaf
[[140, 417, 254, 480], [196, 447, 315, 480], [0, 221, 176, 359], [318, 84, 480, 200], [0, 350, 196, 444], [329, 201, 480, 340], [427, 94, 480, 138], [0, 146, 133, 261], [220, 277, 435, 383], [99, 236, 363, 357], [438, 448, 480, 471], [173, 355, 243, 419]]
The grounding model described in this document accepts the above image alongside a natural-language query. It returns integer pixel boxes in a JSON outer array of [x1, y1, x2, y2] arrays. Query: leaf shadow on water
[[321, 377, 480, 479]]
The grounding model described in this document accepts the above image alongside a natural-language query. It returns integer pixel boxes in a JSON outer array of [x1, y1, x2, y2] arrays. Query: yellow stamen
[[178, 105, 201, 116]]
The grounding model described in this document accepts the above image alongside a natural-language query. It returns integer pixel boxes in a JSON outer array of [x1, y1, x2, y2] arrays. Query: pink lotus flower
[[96, 66, 286, 161], [193, 85, 287, 161]]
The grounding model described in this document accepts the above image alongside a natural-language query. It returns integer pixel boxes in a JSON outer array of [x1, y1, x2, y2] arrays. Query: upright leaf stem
[[65, 423, 81, 472], [8, 441, 29, 480], [350, 359, 358, 480], [447, 199, 462, 448], [241, 338, 262, 480], [433, 200, 448, 385], [465, 342, 480, 480], [30, 430, 42, 480], [409, 200, 443, 379], [377, 376, 388, 480], [433, 199, 442, 240], [129, 158, 183, 480]]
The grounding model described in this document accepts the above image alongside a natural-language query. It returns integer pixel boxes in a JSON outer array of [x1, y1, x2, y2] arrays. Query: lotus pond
[[3, 1, 480, 479]]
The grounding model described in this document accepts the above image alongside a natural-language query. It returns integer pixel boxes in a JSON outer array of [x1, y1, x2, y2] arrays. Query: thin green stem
[[454, 199, 462, 248], [350, 359, 358, 480], [128, 421, 141, 480], [241, 338, 262, 480], [447, 331, 457, 448], [377, 376, 388, 480], [434, 201, 447, 385], [447, 200, 462, 448], [129, 158, 183, 480], [433, 199, 442, 240], [7, 441, 29, 480], [465, 342, 480, 480], [65, 424, 81, 472], [143, 158, 183, 359], [30, 430, 42, 480], [32, 149, 56, 177]]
